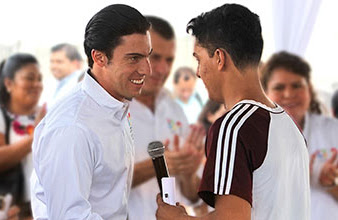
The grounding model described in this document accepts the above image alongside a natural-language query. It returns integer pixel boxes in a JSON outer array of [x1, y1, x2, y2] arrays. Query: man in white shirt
[[48, 43, 83, 108], [128, 16, 205, 220], [30, 4, 152, 220]]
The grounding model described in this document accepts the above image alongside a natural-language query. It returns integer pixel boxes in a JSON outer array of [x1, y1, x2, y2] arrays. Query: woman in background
[[198, 99, 226, 132], [0, 53, 45, 220], [261, 51, 338, 220]]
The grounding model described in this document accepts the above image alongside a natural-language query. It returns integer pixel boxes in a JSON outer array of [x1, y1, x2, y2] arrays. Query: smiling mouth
[[130, 78, 144, 85]]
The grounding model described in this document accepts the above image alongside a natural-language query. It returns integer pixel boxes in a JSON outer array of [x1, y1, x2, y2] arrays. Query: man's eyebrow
[[193, 52, 198, 58], [126, 48, 153, 57], [126, 53, 145, 57]]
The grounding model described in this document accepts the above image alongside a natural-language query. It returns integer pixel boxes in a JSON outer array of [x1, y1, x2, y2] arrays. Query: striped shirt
[[199, 100, 310, 220]]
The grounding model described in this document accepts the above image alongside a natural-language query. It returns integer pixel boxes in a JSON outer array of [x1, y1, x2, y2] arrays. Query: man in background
[[49, 43, 83, 107], [128, 16, 205, 220]]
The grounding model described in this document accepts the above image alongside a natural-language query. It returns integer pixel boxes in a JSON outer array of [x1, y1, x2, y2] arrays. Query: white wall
[[0, 0, 337, 106]]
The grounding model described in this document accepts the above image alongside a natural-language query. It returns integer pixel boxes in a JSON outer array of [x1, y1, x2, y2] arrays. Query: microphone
[[147, 141, 169, 196]]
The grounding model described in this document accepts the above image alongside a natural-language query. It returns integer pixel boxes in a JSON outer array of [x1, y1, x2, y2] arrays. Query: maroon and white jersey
[[199, 100, 310, 220]]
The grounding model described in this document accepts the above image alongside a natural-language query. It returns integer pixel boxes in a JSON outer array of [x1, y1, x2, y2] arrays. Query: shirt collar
[[81, 69, 129, 120], [155, 88, 171, 105], [233, 99, 283, 112]]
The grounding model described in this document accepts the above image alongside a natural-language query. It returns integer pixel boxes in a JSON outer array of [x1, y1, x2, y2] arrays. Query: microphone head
[[147, 141, 165, 158]]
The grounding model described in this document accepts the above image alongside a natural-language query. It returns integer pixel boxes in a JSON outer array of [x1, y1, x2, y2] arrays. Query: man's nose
[[139, 58, 152, 76], [283, 87, 294, 98]]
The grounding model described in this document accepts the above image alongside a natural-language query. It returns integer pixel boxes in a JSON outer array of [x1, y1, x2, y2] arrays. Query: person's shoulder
[[35, 119, 98, 156], [225, 102, 271, 125], [309, 113, 338, 129], [33, 122, 99, 168], [159, 88, 176, 102], [218, 102, 273, 140], [158, 88, 190, 126], [159, 88, 185, 111], [45, 90, 90, 128]]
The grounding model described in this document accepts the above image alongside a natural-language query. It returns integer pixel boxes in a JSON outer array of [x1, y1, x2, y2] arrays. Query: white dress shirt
[[31, 72, 134, 220], [303, 113, 338, 220], [128, 89, 190, 220]]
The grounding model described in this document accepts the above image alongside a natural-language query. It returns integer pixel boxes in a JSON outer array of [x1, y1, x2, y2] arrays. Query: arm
[[0, 104, 46, 172], [178, 174, 201, 203], [36, 126, 103, 219], [132, 125, 205, 193], [132, 158, 156, 187], [168, 125, 205, 202], [0, 133, 33, 172], [6, 205, 20, 220], [131, 146, 202, 190], [327, 186, 338, 200], [132, 125, 205, 198], [156, 193, 251, 220]]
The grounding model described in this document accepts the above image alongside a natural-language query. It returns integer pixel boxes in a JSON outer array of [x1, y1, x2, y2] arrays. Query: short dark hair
[[187, 4, 263, 69], [332, 90, 338, 118], [51, 43, 83, 62], [145, 16, 175, 40], [261, 51, 321, 114], [84, 4, 150, 68], [0, 53, 38, 106], [173, 66, 196, 84]]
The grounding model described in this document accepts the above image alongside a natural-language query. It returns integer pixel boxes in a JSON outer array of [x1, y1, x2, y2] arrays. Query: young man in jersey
[[156, 3, 310, 220]]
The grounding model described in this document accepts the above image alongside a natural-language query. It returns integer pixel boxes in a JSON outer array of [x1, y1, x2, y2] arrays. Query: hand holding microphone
[[148, 141, 176, 205]]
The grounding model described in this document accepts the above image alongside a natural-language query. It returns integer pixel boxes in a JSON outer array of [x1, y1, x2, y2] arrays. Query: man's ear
[[3, 78, 13, 93], [214, 48, 226, 71], [91, 49, 107, 67]]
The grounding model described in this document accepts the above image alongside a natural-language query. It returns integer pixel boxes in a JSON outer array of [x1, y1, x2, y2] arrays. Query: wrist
[[178, 173, 194, 182], [179, 214, 196, 220]]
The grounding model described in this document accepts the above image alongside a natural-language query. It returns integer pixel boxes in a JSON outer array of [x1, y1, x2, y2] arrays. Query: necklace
[[5, 111, 36, 136], [12, 118, 35, 135]]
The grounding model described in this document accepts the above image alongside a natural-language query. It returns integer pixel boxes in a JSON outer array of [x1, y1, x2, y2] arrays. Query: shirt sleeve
[[0, 110, 5, 134], [199, 132, 253, 207], [198, 107, 269, 208], [35, 125, 103, 219]]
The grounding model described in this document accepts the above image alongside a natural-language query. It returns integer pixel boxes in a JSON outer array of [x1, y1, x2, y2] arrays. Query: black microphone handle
[[152, 156, 169, 196]]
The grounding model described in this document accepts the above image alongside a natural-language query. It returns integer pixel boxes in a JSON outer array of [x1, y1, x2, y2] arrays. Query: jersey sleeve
[[198, 104, 269, 207]]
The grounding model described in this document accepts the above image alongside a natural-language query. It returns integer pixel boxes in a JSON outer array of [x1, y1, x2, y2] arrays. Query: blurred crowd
[[1, 13, 338, 220]]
